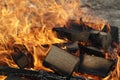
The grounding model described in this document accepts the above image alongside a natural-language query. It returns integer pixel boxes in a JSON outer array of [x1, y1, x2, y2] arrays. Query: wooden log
[[11, 44, 34, 68], [79, 45, 105, 57], [0, 66, 39, 79], [43, 45, 80, 76], [66, 19, 92, 32], [102, 26, 119, 45], [66, 41, 79, 54], [77, 54, 115, 77], [0, 66, 88, 80], [89, 30, 111, 49], [53, 27, 90, 42], [5, 74, 27, 80], [54, 41, 79, 54]]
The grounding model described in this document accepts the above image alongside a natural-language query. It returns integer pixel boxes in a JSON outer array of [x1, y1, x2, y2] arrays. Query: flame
[[0, 0, 80, 79], [0, 0, 119, 80]]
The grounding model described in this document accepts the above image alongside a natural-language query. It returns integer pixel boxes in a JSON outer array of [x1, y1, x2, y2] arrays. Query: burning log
[[54, 41, 79, 54], [53, 27, 111, 49], [102, 26, 119, 45], [53, 27, 90, 42], [89, 30, 111, 49], [79, 45, 105, 57], [0, 66, 87, 80], [43, 45, 80, 76], [11, 44, 34, 68], [5, 74, 28, 80], [77, 54, 115, 77]]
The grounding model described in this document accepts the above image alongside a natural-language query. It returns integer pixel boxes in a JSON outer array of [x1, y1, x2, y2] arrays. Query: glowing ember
[[0, 0, 119, 80]]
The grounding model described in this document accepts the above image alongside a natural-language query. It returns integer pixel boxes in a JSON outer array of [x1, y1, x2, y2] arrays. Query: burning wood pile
[[1, 23, 119, 80], [0, 0, 120, 80]]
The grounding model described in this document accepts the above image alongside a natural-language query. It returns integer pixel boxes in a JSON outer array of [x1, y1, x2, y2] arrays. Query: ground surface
[[81, 0, 120, 42]]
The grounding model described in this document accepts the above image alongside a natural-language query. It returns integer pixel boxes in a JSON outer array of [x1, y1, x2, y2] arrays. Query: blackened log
[[66, 19, 92, 32], [53, 27, 90, 42], [110, 26, 119, 44], [12, 44, 34, 68], [43, 45, 80, 76], [54, 41, 79, 54], [66, 41, 79, 54], [79, 45, 105, 57], [77, 54, 115, 77], [0, 66, 87, 80], [102, 26, 119, 45], [5, 74, 28, 80], [0, 66, 42, 79], [89, 30, 111, 49]]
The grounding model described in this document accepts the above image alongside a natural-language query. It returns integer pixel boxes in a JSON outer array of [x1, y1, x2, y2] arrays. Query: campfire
[[0, 0, 119, 80]]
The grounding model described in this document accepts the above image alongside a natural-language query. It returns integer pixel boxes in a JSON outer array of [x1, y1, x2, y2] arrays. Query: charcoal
[[54, 41, 79, 54], [53, 27, 90, 42], [79, 45, 105, 57], [66, 19, 92, 32], [110, 26, 119, 46], [43, 45, 80, 76], [89, 30, 111, 49], [0, 66, 88, 80], [0, 66, 41, 78], [102, 26, 119, 45], [66, 42, 79, 54], [77, 54, 115, 77], [5, 74, 28, 80], [11, 44, 34, 68]]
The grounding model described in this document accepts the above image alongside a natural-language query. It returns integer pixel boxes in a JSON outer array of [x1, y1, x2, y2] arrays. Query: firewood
[[102, 26, 119, 45], [11, 44, 34, 68], [0, 66, 88, 80], [110, 26, 119, 45], [43, 45, 80, 76], [5, 74, 28, 80], [79, 45, 105, 57], [54, 41, 79, 54], [89, 30, 111, 49], [0, 66, 41, 78], [53, 27, 90, 42], [77, 54, 115, 77]]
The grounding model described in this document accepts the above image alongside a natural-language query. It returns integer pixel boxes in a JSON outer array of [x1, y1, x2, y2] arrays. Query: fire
[[0, 0, 119, 80]]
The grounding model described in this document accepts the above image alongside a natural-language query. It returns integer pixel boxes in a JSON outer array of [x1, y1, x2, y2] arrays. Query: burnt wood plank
[[79, 45, 105, 57], [53, 27, 90, 42], [12, 44, 34, 68], [102, 26, 119, 46], [89, 30, 111, 49], [77, 54, 115, 77], [43, 45, 80, 76], [54, 41, 79, 54], [0, 66, 87, 80], [5, 74, 28, 80], [0, 66, 41, 79]]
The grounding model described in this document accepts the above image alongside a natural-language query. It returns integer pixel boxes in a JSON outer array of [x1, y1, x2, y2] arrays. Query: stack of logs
[[0, 24, 119, 80]]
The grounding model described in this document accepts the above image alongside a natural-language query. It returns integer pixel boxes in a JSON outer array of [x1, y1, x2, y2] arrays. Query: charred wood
[[79, 45, 105, 57], [102, 26, 119, 46], [43, 45, 80, 77], [11, 44, 34, 68], [54, 41, 79, 54], [89, 30, 111, 49], [66, 19, 92, 32], [0, 66, 87, 80], [53, 27, 90, 42], [77, 54, 115, 77], [5, 74, 28, 80]]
